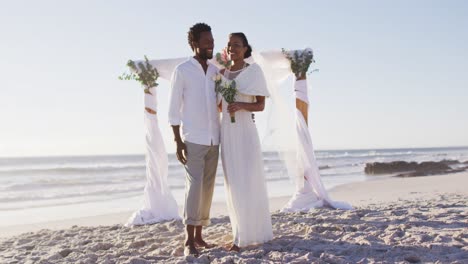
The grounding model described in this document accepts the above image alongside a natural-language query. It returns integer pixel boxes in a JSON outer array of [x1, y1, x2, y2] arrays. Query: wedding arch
[[124, 49, 351, 226]]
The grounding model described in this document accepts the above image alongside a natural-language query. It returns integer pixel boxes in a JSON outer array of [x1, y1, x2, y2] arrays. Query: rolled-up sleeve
[[168, 67, 183, 126]]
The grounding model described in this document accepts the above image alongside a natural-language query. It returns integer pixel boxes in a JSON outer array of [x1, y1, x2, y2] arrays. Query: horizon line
[[1, 145, 467, 159]]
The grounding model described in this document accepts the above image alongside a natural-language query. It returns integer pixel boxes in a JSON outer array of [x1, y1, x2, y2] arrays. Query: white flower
[[212, 74, 222, 82]]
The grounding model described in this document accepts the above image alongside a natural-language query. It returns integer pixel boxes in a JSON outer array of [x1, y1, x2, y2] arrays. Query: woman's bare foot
[[225, 243, 240, 252]]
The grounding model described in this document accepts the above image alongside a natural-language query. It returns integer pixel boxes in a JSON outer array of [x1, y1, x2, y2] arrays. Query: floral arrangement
[[215, 47, 232, 68], [213, 74, 237, 123], [282, 48, 316, 78], [119, 56, 159, 94]]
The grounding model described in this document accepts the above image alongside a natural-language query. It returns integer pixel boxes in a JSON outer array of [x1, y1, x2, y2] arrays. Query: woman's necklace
[[225, 62, 246, 80], [228, 62, 246, 72]]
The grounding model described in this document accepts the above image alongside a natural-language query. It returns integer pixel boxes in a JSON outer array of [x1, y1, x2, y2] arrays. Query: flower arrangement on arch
[[282, 48, 316, 79], [118, 56, 159, 94]]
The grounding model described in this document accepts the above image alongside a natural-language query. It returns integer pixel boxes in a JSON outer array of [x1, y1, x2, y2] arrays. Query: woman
[[217, 33, 273, 251]]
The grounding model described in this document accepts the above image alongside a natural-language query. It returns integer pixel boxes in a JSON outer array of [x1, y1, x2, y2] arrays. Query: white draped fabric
[[147, 57, 188, 80], [125, 57, 198, 226], [280, 80, 353, 212], [294, 79, 309, 104], [125, 87, 180, 226], [247, 50, 353, 211]]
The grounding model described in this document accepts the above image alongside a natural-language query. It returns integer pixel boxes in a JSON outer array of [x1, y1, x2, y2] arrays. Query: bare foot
[[194, 238, 216, 249], [224, 243, 240, 252], [183, 242, 199, 257]]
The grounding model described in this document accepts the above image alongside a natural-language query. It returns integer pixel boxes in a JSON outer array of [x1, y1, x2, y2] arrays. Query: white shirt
[[168, 57, 220, 146]]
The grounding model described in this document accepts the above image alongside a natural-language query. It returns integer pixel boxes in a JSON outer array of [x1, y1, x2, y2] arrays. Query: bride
[[217, 33, 273, 251]]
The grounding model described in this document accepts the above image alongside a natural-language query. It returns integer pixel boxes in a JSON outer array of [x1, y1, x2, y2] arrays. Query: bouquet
[[215, 47, 232, 68], [282, 48, 315, 78], [213, 74, 237, 123], [119, 55, 159, 94]]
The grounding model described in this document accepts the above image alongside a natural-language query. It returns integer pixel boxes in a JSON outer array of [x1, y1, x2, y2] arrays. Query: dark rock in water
[[395, 168, 466, 177], [439, 159, 460, 165], [463, 160, 468, 164], [365, 161, 452, 175], [418, 161, 451, 171], [364, 161, 419, 174]]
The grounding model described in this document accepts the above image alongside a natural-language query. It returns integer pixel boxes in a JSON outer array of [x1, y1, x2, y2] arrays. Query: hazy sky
[[1, 0, 467, 157]]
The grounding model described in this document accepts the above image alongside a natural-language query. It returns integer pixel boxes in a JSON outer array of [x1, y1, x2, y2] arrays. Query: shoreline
[[1, 171, 466, 240]]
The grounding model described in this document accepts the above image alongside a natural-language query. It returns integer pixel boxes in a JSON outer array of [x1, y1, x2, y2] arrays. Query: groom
[[168, 23, 220, 256]]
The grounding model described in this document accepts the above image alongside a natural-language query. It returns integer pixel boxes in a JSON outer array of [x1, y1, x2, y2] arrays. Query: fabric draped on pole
[[280, 80, 353, 212], [248, 50, 353, 211], [125, 86, 180, 226]]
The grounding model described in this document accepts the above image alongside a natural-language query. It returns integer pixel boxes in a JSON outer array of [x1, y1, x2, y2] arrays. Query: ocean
[[1, 147, 467, 226]]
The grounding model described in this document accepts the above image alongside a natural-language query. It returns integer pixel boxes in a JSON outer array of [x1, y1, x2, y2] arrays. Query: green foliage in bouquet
[[119, 56, 159, 94], [282, 48, 315, 78], [215, 77, 237, 123]]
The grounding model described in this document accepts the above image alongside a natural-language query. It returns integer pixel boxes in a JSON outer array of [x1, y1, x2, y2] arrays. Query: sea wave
[[0, 164, 146, 176], [0, 186, 146, 204], [0, 176, 145, 191], [315, 150, 416, 159]]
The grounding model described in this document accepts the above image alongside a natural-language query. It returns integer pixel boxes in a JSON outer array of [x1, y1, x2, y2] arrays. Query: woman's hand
[[227, 102, 244, 114], [227, 97, 266, 113]]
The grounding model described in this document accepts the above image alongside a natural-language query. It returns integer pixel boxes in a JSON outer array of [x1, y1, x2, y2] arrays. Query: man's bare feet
[[184, 242, 199, 257], [194, 238, 216, 249]]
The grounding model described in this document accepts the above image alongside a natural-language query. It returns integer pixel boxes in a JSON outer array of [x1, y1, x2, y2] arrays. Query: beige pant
[[183, 141, 219, 226]]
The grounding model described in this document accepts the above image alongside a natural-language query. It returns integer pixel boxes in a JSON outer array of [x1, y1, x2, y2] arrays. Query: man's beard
[[199, 49, 213, 60]]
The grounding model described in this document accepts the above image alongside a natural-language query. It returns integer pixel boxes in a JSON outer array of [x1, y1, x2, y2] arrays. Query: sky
[[0, 0, 467, 157]]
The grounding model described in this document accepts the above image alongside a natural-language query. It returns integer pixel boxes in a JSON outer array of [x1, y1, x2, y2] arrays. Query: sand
[[0, 172, 467, 263]]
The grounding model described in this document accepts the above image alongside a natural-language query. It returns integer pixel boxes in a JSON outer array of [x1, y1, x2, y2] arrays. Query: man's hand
[[176, 140, 187, 165], [171, 125, 187, 164]]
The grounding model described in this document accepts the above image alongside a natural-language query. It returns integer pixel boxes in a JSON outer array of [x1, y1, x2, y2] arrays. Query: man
[[168, 23, 220, 257]]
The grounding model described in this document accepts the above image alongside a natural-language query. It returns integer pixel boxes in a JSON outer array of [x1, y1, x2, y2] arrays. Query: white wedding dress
[[219, 63, 273, 247]]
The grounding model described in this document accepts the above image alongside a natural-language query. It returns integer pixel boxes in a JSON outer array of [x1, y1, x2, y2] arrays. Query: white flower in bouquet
[[212, 73, 222, 83], [214, 76, 237, 123]]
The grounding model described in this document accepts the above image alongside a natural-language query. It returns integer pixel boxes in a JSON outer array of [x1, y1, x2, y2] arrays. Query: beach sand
[[0, 172, 467, 263]]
